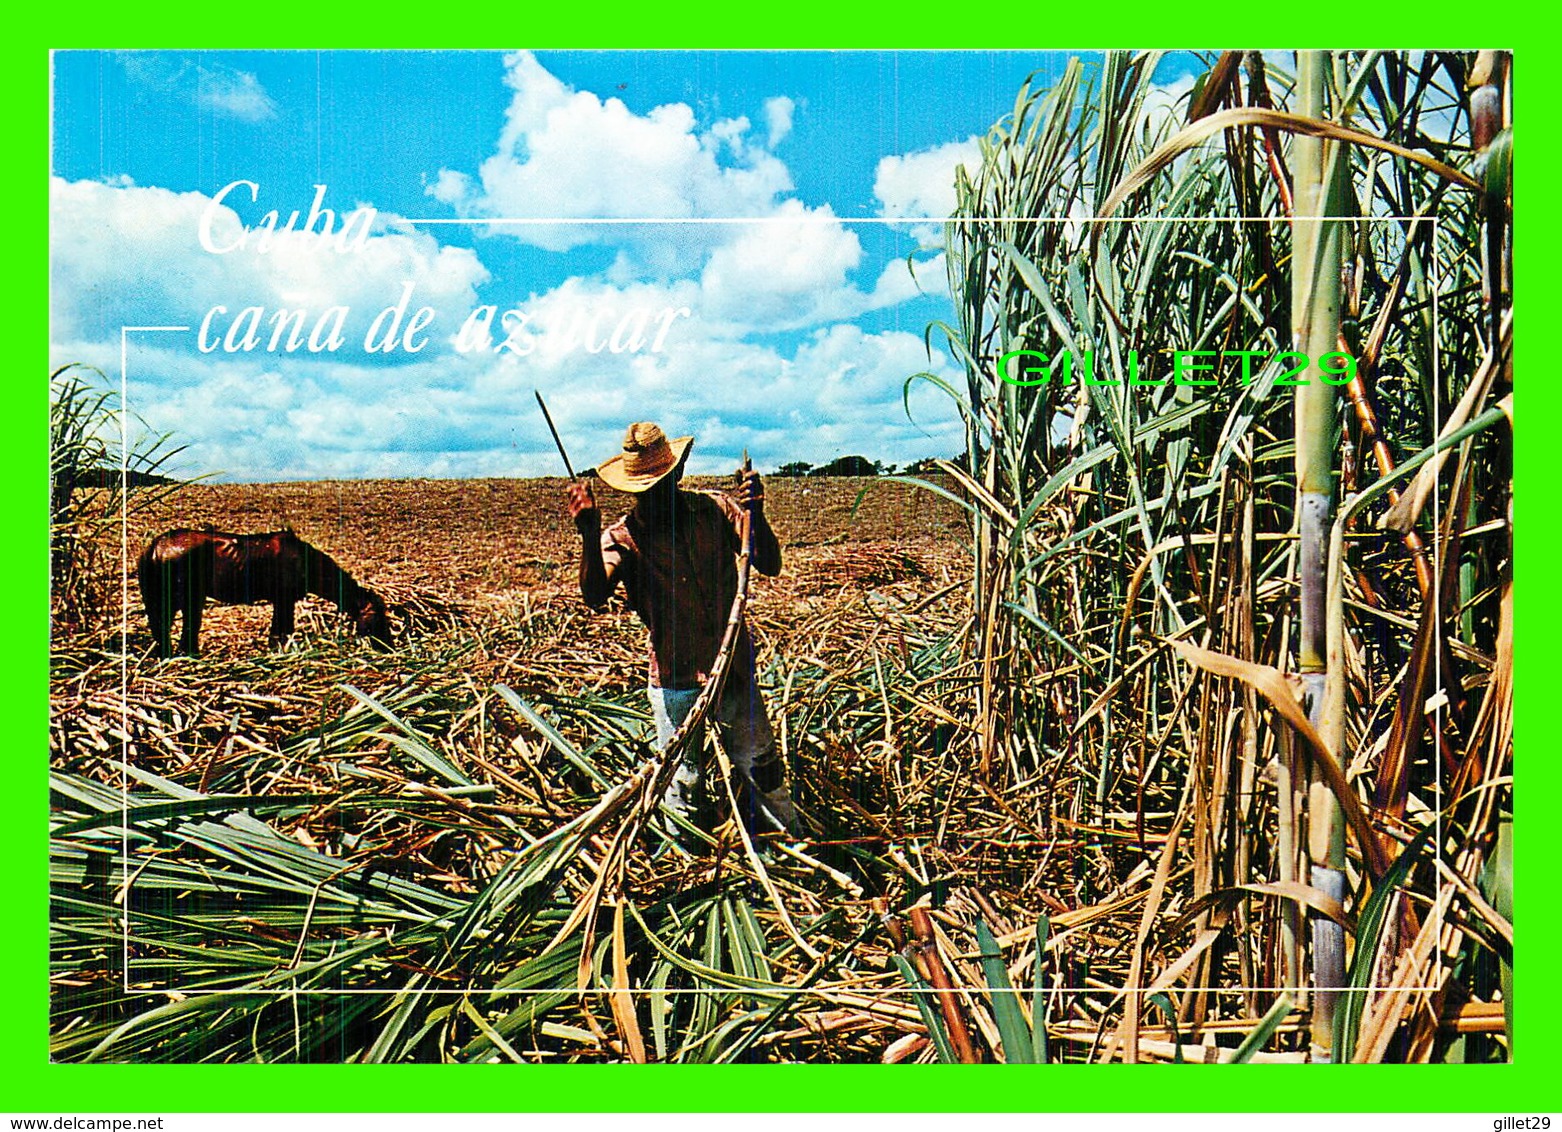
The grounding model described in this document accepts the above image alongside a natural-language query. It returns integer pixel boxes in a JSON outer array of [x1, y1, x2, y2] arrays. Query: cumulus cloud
[[874, 135, 982, 221], [429, 51, 792, 256], [763, 96, 795, 148], [79, 277, 962, 483], [50, 176, 489, 362], [476, 317, 965, 478], [118, 54, 183, 90], [859, 251, 949, 309], [50, 168, 959, 482], [426, 53, 944, 335], [55, 55, 969, 484], [700, 202, 864, 327], [504, 206, 942, 335]]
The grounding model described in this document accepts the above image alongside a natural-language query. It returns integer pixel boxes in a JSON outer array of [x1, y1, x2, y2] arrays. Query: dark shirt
[[601, 489, 753, 690]]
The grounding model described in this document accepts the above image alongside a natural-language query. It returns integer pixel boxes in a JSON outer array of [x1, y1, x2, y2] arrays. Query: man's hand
[[736, 467, 782, 576], [565, 480, 600, 535], [570, 478, 615, 608], [734, 467, 765, 512]]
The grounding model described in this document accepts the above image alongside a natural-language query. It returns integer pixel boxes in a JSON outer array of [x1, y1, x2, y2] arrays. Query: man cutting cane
[[564, 422, 798, 845]]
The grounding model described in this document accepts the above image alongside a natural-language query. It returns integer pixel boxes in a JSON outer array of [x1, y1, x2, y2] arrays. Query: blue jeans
[[648, 677, 789, 832]]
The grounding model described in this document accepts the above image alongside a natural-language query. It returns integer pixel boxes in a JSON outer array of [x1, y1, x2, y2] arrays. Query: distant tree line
[[773, 455, 951, 477]]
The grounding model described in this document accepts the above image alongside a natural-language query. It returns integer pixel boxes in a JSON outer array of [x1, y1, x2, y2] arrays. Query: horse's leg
[[150, 593, 174, 659], [180, 600, 203, 656], [139, 562, 172, 658], [269, 599, 296, 646], [151, 601, 173, 658], [178, 565, 205, 656]]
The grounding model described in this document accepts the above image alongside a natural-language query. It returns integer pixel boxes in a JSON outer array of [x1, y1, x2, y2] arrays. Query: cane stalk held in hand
[[535, 390, 578, 480], [740, 448, 754, 557]]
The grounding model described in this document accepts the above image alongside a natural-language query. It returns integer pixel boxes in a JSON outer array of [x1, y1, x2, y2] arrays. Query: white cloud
[[700, 202, 864, 327], [119, 55, 278, 123], [55, 54, 971, 484], [708, 115, 751, 153], [429, 51, 792, 256], [763, 96, 795, 148], [458, 274, 705, 363], [427, 53, 943, 334], [425, 51, 947, 329], [50, 176, 489, 359], [197, 65, 277, 123], [874, 135, 982, 220], [50, 169, 960, 483], [860, 251, 949, 309], [502, 319, 965, 477], [72, 277, 963, 483]]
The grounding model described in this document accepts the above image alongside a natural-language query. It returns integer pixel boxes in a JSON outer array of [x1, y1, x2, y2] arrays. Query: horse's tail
[[136, 537, 160, 600]]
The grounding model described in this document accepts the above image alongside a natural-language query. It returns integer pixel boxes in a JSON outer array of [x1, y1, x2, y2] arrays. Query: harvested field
[[50, 458, 1508, 1065], [56, 475, 1096, 1065], [49, 47, 1516, 1068], [91, 474, 968, 672]]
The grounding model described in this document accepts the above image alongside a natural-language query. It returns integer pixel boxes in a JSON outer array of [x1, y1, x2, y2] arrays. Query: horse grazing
[[138, 528, 392, 657]]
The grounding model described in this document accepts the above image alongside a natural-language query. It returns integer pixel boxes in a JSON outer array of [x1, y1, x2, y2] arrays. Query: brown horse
[[138, 528, 392, 657]]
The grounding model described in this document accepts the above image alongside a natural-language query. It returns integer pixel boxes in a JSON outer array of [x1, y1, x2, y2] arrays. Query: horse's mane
[[290, 533, 383, 614]]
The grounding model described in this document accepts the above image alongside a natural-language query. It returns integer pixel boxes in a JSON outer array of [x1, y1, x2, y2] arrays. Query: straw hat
[[594, 422, 694, 493]]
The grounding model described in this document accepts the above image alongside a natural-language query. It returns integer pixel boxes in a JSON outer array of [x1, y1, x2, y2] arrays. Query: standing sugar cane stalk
[[564, 422, 799, 847], [1292, 49, 1348, 1060]]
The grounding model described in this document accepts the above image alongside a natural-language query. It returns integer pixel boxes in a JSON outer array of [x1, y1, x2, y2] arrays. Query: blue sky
[[51, 50, 1195, 481]]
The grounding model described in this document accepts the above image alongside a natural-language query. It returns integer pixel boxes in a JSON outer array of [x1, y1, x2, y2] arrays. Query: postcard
[[47, 48, 1513, 1076]]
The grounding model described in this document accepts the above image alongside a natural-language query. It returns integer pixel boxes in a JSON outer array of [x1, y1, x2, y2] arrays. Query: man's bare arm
[[566, 480, 618, 608], [737, 469, 782, 577]]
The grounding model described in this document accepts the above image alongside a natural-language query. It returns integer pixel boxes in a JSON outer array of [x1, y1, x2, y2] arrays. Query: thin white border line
[[399, 214, 1424, 226], [1431, 232, 1443, 993], [118, 326, 189, 993], [110, 985, 1444, 997], [119, 328, 128, 992], [108, 212, 1456, 1002]]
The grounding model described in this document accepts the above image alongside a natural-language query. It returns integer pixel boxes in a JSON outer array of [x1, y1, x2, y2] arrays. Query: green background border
[[16, 12, 1557, 1112]]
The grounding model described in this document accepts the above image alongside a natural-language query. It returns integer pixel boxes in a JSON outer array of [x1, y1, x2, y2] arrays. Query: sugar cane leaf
[[975, 918, 1034, 1063]]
